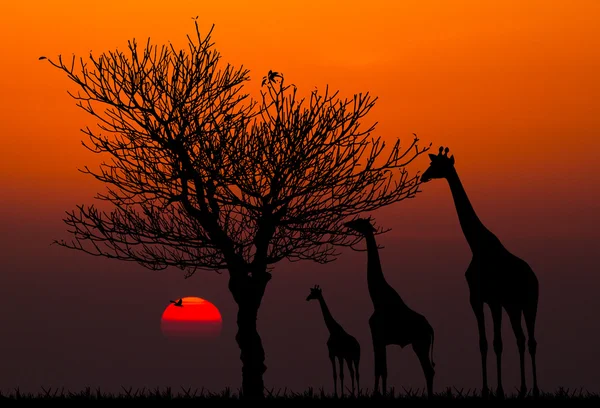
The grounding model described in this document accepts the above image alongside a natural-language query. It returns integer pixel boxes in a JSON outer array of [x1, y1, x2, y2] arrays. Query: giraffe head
[[344, 217, 376, 235], [420, 145, 455, 183], [306, 285, 323, 301]]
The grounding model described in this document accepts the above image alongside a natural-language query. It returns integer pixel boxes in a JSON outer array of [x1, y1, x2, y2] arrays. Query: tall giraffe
[[420, 146, 540, 398], [306, 285, 361, 397], [344, 218, 436, 398]]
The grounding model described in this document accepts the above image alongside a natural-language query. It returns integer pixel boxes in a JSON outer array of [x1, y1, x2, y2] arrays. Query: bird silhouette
[[170, 298, 183, 307], [38, 56, 46, 60], [261, 70, 282, 86]]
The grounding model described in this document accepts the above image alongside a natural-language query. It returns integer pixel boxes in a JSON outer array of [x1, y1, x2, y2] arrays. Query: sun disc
[[160, 297, 223, 339]]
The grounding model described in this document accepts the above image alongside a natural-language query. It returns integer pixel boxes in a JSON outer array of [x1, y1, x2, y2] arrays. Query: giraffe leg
[[338, 357, 345, 397], [490, 304, 504, 399], [370, 321, 386, 396], [373, 342, 387, 396], [524, 303, 539, 398], [413, 336, 435, 399], [330, 355, 338, 397], [507, 308, 527, 398], [346, 358, 355, 395], [355, 358, 360, 395], [470, 297, 489, 398]]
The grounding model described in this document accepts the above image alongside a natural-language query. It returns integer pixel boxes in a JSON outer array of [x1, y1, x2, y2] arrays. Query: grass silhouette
[[1, 386, 598, 401]]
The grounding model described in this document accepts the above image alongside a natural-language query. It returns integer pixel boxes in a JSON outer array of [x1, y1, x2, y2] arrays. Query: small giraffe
[[344, 218, 436, 398], [306, 285, 361, 397], [421, 146, 540, 398]]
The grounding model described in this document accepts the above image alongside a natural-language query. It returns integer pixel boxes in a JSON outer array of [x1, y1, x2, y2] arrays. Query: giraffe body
[[369, 309, 433, 348], [467, 248, 538, 307], [306, 285, 361, 396], [421, 146, 539, 399], [345, 218, 436, 398]]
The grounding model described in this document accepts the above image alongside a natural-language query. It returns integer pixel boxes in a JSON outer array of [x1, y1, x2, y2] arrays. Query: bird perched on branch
[[261, 70, 282, 86]]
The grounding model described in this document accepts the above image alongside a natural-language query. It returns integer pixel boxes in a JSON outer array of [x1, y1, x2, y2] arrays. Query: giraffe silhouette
[[420, 146, 540, 399], [306, 285, 361, 397], [344, 218, 436, 398]]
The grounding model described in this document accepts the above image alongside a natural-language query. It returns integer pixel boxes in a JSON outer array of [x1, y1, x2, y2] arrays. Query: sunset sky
[[1, 0, 599, 395]]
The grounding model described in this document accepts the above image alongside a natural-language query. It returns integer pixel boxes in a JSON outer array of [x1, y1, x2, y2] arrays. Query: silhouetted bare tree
[[44, 21, 431, 399]]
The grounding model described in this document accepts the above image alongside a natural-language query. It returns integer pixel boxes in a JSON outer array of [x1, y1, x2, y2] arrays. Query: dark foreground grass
[[1, 386, 599, 402]]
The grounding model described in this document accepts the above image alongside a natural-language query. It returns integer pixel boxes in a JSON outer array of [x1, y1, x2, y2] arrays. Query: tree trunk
[[228, 270, 271, 399]]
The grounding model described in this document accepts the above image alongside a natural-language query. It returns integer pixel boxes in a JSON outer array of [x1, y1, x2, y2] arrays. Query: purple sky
[[1, 189, 598, 396]]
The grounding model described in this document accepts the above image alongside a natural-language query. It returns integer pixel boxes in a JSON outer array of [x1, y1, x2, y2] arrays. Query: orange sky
[[1, 0, 599, 235]]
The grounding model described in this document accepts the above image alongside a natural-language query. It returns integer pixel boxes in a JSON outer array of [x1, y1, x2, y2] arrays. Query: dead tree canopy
[[47, 22, 431, 278]]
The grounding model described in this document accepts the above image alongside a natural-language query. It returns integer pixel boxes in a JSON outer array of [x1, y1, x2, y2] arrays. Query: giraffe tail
[[430, 328, 436, 368]]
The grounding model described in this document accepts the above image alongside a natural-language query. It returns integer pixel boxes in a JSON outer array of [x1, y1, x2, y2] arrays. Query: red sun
[[160, 297, 223, 339]]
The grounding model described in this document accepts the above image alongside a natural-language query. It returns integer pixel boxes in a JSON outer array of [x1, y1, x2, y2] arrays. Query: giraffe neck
[[445, 167, 498, 254], [318, 296, 342, 334], [365, 232, 404, 307]]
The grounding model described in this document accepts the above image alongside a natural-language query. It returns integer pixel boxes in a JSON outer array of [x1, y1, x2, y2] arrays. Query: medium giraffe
[[306, 285, 361, 397], [420, 146, 539, 398], [344, 218, 436, 398]]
